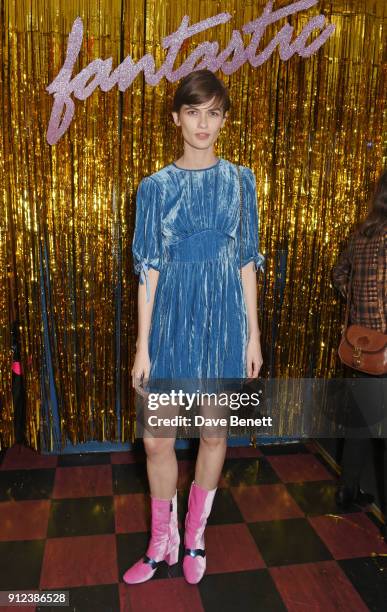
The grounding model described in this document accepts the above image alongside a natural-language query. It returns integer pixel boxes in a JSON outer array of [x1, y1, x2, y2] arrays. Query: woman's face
[[172, 96, 228, 152]]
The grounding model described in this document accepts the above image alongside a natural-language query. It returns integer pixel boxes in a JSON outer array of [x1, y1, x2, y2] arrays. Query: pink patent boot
[[183, 481, 217, 584], [123, 491, 180, 584]]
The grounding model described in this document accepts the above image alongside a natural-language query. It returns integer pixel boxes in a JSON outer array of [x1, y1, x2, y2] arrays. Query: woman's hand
[[131, 345, 151, 390], [246, 336, 263, 378]]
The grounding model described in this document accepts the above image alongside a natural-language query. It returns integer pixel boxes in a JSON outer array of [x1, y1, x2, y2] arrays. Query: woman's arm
[[131, 176, 162, 388], [239, 167, 264, 377], [332, 246, 352, 298], [241, 261, 262, 377], [131, 269, 159, 388]]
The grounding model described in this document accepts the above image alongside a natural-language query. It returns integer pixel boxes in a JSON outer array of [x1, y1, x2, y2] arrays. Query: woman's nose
[[198, 113, 208, 128]]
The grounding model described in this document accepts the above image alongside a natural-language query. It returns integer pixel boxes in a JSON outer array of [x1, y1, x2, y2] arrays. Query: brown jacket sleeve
[[332, 245, 352, 299]]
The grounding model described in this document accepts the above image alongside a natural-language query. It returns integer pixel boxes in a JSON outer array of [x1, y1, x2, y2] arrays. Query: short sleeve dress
[[132, 158, 264, 380]]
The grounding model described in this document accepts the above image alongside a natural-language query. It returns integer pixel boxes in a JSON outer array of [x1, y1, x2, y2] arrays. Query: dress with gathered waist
[[132, 157, 264, 380]]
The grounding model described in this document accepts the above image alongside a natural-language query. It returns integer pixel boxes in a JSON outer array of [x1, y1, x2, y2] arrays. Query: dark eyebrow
[[185, 105, 221, 111]]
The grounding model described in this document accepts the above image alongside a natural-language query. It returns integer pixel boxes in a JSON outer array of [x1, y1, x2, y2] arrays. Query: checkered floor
[[0, 440, 386, 611]]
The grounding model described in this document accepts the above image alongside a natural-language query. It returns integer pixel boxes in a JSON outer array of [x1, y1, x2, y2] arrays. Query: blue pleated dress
[[132, 158, 264, 381]]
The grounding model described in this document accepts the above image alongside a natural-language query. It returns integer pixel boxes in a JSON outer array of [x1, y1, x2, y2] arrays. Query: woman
[[332, 168, 387, 542], [123, 69, 264, 584]]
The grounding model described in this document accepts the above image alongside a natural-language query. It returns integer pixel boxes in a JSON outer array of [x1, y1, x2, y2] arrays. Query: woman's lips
[[196, 133, 210, 139]]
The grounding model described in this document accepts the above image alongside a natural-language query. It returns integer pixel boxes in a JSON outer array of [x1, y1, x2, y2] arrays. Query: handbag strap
[[236, 164, 243, 279]]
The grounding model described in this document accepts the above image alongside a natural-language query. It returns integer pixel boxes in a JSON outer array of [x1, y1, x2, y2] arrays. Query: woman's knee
[[199, 434, 227, 450], [143, 437, 175, 458]]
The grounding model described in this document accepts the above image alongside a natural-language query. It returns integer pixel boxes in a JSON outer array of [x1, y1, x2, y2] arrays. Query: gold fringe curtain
[[0, 0, 385, 451]]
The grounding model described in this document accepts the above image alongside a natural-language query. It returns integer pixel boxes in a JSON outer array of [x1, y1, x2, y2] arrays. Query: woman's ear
[[171, 111, 180, 126], [221, 111, 229, 128]]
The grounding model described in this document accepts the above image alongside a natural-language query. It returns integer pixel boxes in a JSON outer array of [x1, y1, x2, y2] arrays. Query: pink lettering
[[46, 0, 335, 145]]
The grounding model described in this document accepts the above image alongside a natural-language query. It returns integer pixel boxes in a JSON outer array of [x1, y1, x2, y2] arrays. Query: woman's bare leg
[[194, 435, 227, 489], [193, 393, 228, 489], [144, 436, 178, 498]]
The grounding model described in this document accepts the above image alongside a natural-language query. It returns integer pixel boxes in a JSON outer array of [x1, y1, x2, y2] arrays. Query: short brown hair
[[172, 69, 231, 115], [358, 168, 387, 238]]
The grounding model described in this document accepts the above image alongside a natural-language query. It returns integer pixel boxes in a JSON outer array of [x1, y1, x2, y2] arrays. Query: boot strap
[[143, 554, 162, 569], [184, 548, 206, 558]]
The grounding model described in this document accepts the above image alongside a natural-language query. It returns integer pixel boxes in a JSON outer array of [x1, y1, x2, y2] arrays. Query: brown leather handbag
[[338, 241, 387, 375]]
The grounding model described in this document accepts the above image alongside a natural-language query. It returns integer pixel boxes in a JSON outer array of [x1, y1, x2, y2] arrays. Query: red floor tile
[[270, 560, 369, 612], [111, 450, 145, 464], [52, 465, 113, 498], [304, 440, 319, 454], [267, 454, 334, 483], [0, 444, 57, 471], [205, 523, 266, 573], [309, 513, 387, 560], [0, 606, 36, 612], [118, 584, 134, 612], [121, 577, 204, 612], [231, 484, 304, 522], [0, 500, 50, 541], [114, 494, 150, 533], [225, 446, 263, 459], [40, 534, 118, 588]]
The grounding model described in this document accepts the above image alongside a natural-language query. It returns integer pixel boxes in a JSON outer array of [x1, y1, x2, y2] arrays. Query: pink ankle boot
[[183, 481, 217, 584], [123, 492, 180, 584]]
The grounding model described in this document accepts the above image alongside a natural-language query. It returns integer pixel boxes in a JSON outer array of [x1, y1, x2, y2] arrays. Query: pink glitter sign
[[46, 0, 335, 144]]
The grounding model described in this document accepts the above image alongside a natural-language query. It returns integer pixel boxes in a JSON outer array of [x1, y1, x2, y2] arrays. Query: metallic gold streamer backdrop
[[0, 0, 386, 451]]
